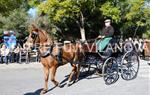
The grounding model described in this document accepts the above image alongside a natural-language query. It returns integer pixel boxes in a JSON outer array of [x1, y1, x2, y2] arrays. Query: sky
[[28, 8, 37, 18]]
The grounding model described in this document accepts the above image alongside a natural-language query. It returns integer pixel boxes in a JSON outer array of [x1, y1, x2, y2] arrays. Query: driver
[[96, 19, 114, 52]]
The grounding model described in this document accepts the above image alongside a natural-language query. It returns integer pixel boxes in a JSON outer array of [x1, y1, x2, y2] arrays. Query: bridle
[[30, 30, 54, 58], [31, 31, 39, 45]]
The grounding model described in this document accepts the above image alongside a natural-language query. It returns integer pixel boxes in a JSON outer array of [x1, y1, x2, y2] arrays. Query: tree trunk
[[80, 27, 86, 41], [76, 12, 86, 41]]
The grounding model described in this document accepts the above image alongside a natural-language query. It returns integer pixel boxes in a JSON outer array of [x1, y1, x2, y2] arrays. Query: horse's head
[[26, 24, 53, 50], [29, 24, 40, 44], [27, 24, 48, 45]]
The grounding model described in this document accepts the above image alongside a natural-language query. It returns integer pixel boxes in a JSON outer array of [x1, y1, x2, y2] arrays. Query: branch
[[133, 17, 142, 37]]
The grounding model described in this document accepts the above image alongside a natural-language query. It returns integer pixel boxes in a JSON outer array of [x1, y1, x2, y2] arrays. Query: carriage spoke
[[121, 51, 139, 80], [103, 58, 119, 85], [104, 72, 118, 85]]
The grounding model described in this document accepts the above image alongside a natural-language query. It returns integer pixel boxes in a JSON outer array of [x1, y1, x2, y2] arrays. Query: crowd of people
[[0, 32, 147, 65], [0, 43, 20, 64], [124, 37, 144, 52], [0, 42, 38, 64], [0, 21, 148, 66]]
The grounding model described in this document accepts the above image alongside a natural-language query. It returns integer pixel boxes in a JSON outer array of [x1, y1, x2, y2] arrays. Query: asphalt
[[0, 60, 149, 95]]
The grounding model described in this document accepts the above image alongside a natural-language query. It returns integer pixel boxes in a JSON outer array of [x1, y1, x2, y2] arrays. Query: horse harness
[[39, 44, 73, 66], [31, 31, 71, 65]]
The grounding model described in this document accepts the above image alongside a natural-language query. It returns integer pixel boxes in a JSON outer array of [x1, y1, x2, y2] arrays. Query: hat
[[64, 41, 71, 44], [104, 19, 111, 23]]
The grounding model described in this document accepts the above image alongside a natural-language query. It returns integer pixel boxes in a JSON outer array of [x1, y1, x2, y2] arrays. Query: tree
[[29, 0, 150, 40], [0, 0, 24, 15], [0, 8, 29, 39], [0, 0, 31, 39], [36, 0, 102, 40], [100, 0, 150, 38]]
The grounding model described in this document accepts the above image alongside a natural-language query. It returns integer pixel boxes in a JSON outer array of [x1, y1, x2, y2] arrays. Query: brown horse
[[25, 25, 82, 94]]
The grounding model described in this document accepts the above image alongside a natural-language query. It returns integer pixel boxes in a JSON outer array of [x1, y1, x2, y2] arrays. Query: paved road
[[0, 60, 149, 95]]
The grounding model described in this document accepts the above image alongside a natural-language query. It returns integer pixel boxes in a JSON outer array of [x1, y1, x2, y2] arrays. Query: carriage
[[26, 25, 141, 94], [79, 37, 140, 85]]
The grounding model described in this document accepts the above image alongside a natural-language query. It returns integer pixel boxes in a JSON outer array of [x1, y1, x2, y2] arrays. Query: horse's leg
[[41, 66, 49, 94], [73, 51, 81, 82], [76, 64, 81, 81], [71, 53, 81, 83], [50, 66, 60, 87], [71, 64, 81, 84], [67, 64, 77, 86]]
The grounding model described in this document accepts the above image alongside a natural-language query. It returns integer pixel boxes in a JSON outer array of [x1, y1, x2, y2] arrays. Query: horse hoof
[[40, 89, 47, 95], [67, 82, 71, 87], [55, 83, 61, 87], [57, 83, 61, 87], [73, 80, 76, 84], [67, 83, 71, 87], [74, 79, 78, 83]]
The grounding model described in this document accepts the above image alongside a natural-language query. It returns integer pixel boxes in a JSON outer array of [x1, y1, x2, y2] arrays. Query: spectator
[[124, 37, 134, 52], [0, 49, 1, 63], [139, 38, 144, 53], [128, 37, 133, 43], [133, 38, 139, 52], [139, 38, 145, 59], [9, 47, 15, 63], [0, 44, 10, 64], [14, 45, 21, 63], [19, 43, 31, 64]]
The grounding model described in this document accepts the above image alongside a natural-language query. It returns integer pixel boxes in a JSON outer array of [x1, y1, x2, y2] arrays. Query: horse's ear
[[28, 25, 32, 33], [28, 24, 39, 33], [31, 24, 37, 29]]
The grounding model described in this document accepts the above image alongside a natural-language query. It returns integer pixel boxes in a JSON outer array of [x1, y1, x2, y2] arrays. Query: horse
[[25, 25, 82, 94]]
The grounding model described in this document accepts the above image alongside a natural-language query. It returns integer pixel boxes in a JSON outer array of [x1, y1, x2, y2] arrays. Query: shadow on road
[[23, 70, 103, 95], [23, 86, 57, 95], [24, 88, 43, 95], [23, 78, 68, 95]]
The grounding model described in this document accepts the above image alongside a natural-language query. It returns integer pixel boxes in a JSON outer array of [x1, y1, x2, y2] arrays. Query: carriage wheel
[[121, 51, 139, 80], [102, 57, 119, 85]]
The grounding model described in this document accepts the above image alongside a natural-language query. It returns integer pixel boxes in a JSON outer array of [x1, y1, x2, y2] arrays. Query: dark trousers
[[1, 56, 9, 64], [9, 52, 15, 63], [14, 53, 20, 63]]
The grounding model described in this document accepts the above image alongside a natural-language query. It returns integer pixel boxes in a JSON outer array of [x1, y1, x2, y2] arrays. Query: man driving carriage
[[96, 19, 114, 52]]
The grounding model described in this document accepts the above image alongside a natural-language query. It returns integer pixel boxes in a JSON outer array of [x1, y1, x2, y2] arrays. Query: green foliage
[[123, 0, 147, 30], [143, 10, 150, 39], [0, 8, 29, 39], [143, 31, 150, 39], [36, 0, 101, 40], [1, 0, 150, 40], [0, 0, 23, 15], [100, 0, 150, 38], [0, 0, 31, 39], [32, 0, 150, 39], [37, 0, 79, 22], [28, 0, 45, 7], [100, 2, 121, 23]]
